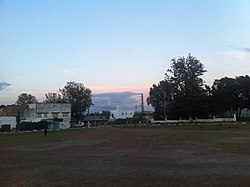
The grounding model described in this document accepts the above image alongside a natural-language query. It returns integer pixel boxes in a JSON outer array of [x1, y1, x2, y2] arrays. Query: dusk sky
[[1, 0, 250, 106]]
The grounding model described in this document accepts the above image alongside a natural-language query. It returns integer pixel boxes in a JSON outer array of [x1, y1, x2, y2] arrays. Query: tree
[[44, 92, 66, 103], [148, 54, 208, 120], [147, 80, 173, 119], [59, 82, 92, 119], [211, 77, 238, 117], [211, 75, 250, 118], [235, 75, 250, 115], [16, 93, 37, 105], [167, 54, 208, 119]]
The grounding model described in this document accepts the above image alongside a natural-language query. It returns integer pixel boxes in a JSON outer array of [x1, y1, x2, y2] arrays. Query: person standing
[[44, 128, 47, 136]]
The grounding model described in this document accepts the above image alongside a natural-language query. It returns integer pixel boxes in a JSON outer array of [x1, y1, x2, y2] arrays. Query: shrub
[[17, 121, 48, 131]]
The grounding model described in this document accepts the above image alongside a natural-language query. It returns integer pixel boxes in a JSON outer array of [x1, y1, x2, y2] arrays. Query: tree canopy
[[148, 53, 250, 120], [148, 54, 208, 120], [16, 93, 37, 105], [44, 92, 65, 103], [43, 82, 92, 119], [211, 75, 250, 118], [59, 82, 92, 119]]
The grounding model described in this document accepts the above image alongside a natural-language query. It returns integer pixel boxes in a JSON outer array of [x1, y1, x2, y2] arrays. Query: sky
[[1, 0, 250, 107]]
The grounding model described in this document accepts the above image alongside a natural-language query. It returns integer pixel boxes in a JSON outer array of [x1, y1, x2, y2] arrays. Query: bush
[[17, 121, 48, 131]]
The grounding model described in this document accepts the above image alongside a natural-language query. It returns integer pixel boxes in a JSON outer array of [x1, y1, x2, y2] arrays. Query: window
[[52, 113, 59, 118], [62, 112, 69, 117]]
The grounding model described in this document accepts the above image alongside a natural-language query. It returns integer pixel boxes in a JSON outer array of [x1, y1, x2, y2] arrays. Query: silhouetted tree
[[44, 92, 66, 103], [148, 54, 208, 120], [211, 75, 250, 118], [59, 82, 92, 119], [235, 75, 250, 116], [16, 93, 37, 105], [147, 80, 173, 119]]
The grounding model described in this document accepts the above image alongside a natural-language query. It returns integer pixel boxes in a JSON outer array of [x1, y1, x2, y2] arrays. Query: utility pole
[[87, 107, 90, 128], [140, 93, 144, 123], [164, 92, 167, 124]]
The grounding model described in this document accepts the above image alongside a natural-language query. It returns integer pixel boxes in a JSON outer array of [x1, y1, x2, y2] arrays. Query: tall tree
[[166, 54, 207, 119], [59, 82, 92, 119], [44, 92, 65, 103], [148, 54, 208, 120], [211, 77, 238, 117], [16, 93, 37, 105]]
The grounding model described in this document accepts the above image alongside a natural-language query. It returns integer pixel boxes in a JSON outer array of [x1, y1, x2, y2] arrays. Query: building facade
[[0, 116, 17, 131], [0, 105, 28, 120], [23, 103, 71, 129]]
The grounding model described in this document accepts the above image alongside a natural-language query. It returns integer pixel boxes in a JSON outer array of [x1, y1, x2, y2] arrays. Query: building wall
[[111, 110, 134, 119], [23, 103, 71, 128], [0, 116, 17, 129], [48, 120, 71, 130], [0, 105, 28, 119]]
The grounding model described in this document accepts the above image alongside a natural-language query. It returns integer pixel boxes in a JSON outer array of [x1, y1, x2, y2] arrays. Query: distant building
[[110, 104, 134, 119], [23, 103, 71, 129], [0, 116, 17, 132], [0, 104, 28, 120], [112, 110, 134, 119]]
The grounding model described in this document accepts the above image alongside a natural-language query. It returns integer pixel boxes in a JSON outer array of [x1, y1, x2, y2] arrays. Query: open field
[[1, 124, 250, 186]]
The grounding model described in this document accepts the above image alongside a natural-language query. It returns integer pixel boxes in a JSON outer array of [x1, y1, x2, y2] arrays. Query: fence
[[151, 114, 236, 124]]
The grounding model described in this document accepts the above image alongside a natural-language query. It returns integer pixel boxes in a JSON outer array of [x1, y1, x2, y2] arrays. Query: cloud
[[223, 50, 249, 60], [241, 48, 250, 53], [227, 45, 250, 53], [90, 91, 142, 112], [0, 81, 11, 91], [222, 46, 250, 61]]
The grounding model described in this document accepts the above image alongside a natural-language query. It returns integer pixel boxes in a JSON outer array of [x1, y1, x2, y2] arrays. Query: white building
[[0, 116, 17, 131], [111, 104, 134, 119], [23, 103, 71, 129]]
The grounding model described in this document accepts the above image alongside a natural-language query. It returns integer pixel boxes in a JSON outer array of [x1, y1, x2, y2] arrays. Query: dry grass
[[1, 125, 250, 186]]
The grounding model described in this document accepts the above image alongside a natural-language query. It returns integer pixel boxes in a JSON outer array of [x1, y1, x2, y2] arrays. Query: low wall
[[152, 115, 236, 124]]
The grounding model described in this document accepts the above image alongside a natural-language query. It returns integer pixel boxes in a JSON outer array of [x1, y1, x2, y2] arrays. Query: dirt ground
[[1, 126, 250, 187]]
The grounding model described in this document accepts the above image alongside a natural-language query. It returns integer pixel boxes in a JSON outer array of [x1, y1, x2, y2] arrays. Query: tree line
[[14, 54, 250, 121], [16, 82, 92, 120], [147, 54, 250, 120]]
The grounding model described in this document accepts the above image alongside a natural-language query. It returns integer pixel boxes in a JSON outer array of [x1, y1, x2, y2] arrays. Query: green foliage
[[53, 117, 63, 122], [147, 80, 173, 119], [148, 53, 250, 120], [89, 111, 110, 119], [211, 75, 250, 118], [114, 118, 139, 125], [44, 92, 66, 103], [43, 82, 92, 121], [59, 82, 92, 119], [235, 75, 250, 110], [16, 93, 37, 105], [167, 54, 208, 119], [17, 121, 48, 131], [148, 54, 209, 119]]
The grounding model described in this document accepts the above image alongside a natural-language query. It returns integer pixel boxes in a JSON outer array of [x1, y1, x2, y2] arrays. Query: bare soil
[[1, 127, 250, 186]]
